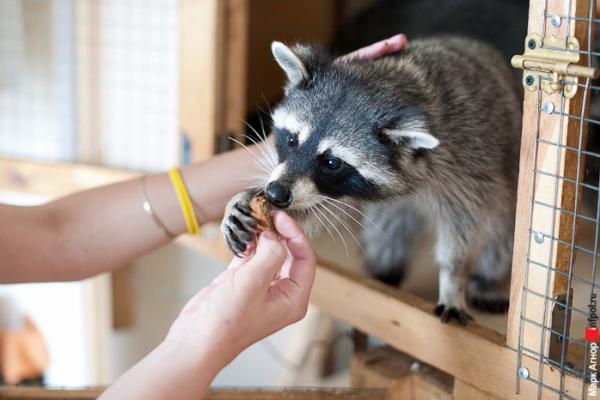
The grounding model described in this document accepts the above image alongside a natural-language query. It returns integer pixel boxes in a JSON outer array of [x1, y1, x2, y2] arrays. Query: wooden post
[[179, 0, 225, 162], [507, 0, 594, 371], [220, 0, 249, 147]]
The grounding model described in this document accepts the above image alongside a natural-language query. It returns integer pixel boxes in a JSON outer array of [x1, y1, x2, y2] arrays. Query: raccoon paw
[[221, 191, 259, 256], [470, 296, 509, 313], [433, 304, 473, 325]]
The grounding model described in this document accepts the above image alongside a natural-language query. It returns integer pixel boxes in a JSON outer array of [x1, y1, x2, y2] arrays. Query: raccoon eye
[[323, 156, 342, 171], [287, 134, 298, 147]]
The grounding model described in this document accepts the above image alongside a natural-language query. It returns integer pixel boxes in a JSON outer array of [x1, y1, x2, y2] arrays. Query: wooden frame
[[0, 0, 597, 398], [0, 386, 386, 400], [507, 0, 595, 390]]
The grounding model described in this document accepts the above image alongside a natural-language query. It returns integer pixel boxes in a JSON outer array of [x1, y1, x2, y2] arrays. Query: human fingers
[[272, 212, 316, 290], [336, 34, 408, 62], [238, 231, 287, 288]]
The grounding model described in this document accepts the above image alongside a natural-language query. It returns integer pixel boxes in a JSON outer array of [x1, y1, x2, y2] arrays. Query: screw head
[[550, 14, 562, 28], [542, 101, 555, 114], [518, 367, 530, 379], [528, 39, 537, 50], [534, 231, 545, 244], [525, 75, 535, 86]]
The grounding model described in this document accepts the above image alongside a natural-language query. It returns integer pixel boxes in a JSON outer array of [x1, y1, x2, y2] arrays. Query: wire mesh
[[0, 0, 179, 171], [516, 0, 600, 398]]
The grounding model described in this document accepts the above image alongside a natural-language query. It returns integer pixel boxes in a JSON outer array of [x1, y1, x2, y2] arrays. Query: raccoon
[[221, 36, 522, 324]]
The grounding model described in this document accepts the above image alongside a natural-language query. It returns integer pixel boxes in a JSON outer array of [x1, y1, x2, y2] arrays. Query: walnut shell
[[249, 195, 276, 233]]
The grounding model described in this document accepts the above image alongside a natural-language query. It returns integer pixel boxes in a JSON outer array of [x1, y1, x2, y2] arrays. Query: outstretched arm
[[0, 34, 407, 284], [0, 145, 264, 283]]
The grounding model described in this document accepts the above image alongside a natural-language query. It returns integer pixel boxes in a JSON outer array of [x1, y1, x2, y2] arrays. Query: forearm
[[100, 338, 223, 400], [0, 145, 267, 282]]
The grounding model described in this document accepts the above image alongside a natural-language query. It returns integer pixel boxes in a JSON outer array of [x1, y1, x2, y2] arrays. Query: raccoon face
[[264, 41, 440, 212]]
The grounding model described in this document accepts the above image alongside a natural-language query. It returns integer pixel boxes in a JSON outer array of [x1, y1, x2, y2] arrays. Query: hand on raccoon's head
[[271, 34, 408, 90], [336, 34, 408, 62]]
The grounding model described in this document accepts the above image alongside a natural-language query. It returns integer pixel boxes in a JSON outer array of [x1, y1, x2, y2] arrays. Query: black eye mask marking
[[274, 128, 295, 162], [287, 132, 298, 147]]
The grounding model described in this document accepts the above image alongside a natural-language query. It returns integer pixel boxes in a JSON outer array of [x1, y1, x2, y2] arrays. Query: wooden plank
[[111, 265, 135, 329], [507, 0, 595, 371], [0, 387, 386, 400], [220, 0, 249, 147], [205, 389, 387, 400], [179, 0, 224, 162], [351, 346, 414, 388], [312, 263, 585, 399], [0, 158, 135, 197]]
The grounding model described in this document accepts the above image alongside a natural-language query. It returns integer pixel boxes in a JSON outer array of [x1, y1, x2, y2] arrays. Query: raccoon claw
[[434, 304, 473, 325], [222, 193, 260, 256]]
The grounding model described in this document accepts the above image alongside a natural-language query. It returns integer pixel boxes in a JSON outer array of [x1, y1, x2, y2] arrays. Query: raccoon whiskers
[[319, 197, 368, 232], [308, 203, 335, 242], [238, 175, 269, 190], [314, 203, 349, 255], [228, 137, 272, 172], [257, 115, 277, 166], [318, 202, 366, 256], [242, 121, 278, 168], [243, 133, 277, 169], [317, 195, 383, 233]]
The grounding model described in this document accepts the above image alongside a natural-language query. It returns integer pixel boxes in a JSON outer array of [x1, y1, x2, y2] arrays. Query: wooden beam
[[313, 263, 585, 399], [0, 387, 386, 400], [220, 0, 249, 146], [0, 158, 135, 197], [179, 0, 224, 162], [507, 0, 595, 376]]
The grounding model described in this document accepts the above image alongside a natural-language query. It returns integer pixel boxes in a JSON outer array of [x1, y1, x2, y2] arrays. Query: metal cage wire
[[516, 0, 600, 398], [0, 0, 179, 171]]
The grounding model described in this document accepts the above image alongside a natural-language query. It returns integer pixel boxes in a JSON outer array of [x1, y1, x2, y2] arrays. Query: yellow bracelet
[[168, 168, 200, 235]]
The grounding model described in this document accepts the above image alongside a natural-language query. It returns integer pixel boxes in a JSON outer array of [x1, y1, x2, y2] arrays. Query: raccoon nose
[[266, 181, 293, 209]]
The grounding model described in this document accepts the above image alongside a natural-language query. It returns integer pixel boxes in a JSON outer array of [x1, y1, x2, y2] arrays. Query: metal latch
[[511, 33, 598, 98]]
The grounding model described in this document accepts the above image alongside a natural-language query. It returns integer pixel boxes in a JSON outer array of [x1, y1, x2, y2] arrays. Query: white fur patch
[[290, 177, 320, 209], [268, 162, 287, 183], [384, 129, 440, 149], [438, 269, 466, 309], [271, 41, 309, 86], [272, 108, 312, 145]]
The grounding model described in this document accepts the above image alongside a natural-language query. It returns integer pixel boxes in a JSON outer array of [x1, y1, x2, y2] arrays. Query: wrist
[[159, 332, 230, 379]]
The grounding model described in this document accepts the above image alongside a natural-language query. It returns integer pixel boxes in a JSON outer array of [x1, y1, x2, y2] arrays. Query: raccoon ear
[[272, 41, 310, 86], [383, 129, 440, 150]]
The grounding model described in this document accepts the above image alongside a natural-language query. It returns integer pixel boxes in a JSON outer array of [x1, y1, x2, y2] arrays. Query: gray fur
[[222, 36, 522, 324]]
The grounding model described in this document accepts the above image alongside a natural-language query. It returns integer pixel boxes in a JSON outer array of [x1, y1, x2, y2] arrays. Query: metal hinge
[[511, 33, 598, 98]]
